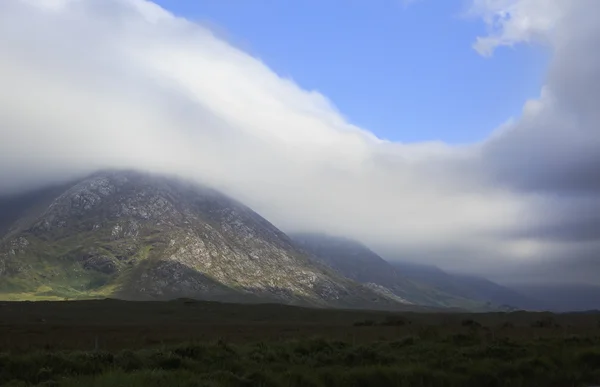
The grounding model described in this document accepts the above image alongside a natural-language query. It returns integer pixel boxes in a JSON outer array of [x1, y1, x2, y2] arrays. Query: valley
[[2, 0, 600, 385], [1, 169, 598, 386]]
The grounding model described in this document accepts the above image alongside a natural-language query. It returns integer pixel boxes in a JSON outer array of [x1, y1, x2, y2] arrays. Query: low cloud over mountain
[[1, 0, 599, 284]]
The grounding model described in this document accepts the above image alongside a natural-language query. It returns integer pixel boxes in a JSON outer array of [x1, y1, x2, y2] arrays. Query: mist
[[1, 0, 599, 284]]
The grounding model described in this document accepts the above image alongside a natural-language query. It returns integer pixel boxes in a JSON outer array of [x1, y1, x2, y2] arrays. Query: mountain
[[390, 261, 544, 311], [290, 233, 491, 309], [0, 170, 408, 310], [505, 283, 600, 312], [452, 274, 546, 310]]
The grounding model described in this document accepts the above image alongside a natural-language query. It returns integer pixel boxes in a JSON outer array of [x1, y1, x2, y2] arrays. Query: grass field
[[1, 299, 600, 386]]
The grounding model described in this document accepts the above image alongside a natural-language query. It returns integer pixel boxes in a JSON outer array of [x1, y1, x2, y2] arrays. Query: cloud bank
[[0, 0, 598, 283]]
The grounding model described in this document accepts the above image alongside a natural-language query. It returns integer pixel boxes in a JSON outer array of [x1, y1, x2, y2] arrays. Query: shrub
[[461, 319, 482, 328], [531, 317, 560, 328], [353, 320, 376, 327], [578, 350, 600, 368], [380, 315, 408, 326]]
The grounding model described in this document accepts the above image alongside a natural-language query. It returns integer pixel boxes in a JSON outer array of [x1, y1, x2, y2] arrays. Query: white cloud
[[468, 0, 564, 56], [0, 0, 598, 280]]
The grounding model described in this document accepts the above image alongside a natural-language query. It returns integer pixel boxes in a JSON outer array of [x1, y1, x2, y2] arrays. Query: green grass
[[1, 335, 600, 386], [0, 228, 166, 300], [0, 300, 599, 386]]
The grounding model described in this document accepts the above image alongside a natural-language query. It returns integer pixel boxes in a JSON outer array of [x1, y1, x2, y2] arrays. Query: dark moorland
[[1, 299, 600, 386]]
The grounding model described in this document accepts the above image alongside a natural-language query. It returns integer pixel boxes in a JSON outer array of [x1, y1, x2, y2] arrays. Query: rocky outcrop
[[0, 170, 405, 310]]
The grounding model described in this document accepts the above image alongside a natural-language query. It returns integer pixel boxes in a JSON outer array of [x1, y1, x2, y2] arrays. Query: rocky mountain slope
[[0, 170, 408, 310], [291, 233, 548, 311], [290, 233, 492, 310]]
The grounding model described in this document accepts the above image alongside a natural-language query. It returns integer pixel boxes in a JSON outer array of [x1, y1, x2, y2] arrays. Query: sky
[[153, 0, 549, 144], [0, 0, 599, 285]]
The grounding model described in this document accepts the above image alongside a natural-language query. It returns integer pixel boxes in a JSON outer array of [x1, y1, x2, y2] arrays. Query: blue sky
[[154, 0, 549, 144]]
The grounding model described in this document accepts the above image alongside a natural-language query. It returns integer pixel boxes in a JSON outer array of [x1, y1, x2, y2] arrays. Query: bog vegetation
[[0, 299, 599, 386]]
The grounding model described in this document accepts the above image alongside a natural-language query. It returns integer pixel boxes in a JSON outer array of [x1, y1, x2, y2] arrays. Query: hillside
[[0, 170, 407, 310], [290, 233, 491, 309], [390, 260, 543, 310]]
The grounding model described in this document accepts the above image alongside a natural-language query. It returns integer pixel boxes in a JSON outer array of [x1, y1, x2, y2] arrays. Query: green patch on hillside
[[0, 229, 167, 301]]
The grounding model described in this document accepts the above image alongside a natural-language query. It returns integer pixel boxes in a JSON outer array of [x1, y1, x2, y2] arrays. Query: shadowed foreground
[[1, 299, 600, 386]]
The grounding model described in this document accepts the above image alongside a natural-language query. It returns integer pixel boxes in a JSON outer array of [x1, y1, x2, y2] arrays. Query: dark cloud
[[479, 1, 600, 195], [464, 1, 600, 284]]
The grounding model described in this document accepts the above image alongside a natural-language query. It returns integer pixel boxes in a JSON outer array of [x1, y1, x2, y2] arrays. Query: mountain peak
[[0, 170, 405, 310]]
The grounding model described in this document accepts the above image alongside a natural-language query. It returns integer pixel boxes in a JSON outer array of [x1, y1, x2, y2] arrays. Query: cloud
[[0, 0, 598, 283], [468, 0, 566, 56], [471, 0, 600, 282]]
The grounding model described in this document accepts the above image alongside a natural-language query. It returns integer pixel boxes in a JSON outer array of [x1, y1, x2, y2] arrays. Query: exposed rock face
[[0, 170, 403, 309]]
